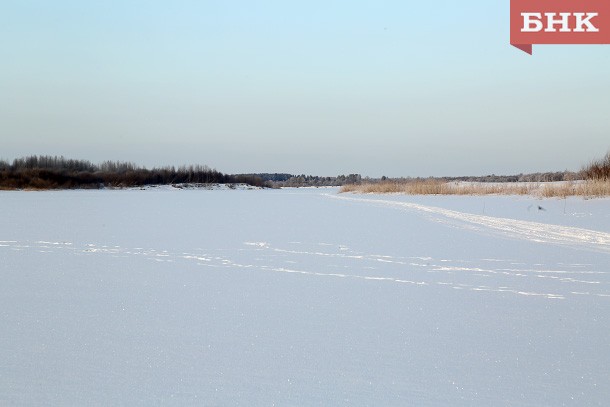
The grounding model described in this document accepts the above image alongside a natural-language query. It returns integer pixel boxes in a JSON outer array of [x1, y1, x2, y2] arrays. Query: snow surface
[[138, 183, 263, 191], [1, 187, 609, 406]]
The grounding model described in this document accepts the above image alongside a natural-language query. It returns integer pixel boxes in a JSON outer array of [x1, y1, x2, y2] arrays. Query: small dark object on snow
[[538, 205, 546, 211]]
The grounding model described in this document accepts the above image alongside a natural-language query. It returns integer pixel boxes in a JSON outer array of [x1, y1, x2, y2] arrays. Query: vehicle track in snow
[[331, 194, 610, 254]]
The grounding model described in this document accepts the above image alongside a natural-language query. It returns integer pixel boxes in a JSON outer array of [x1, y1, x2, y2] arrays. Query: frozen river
[[1, 187, 609, 406]]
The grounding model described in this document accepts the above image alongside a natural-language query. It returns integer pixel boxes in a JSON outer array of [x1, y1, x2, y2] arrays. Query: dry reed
[[340, 180, 610, 198]]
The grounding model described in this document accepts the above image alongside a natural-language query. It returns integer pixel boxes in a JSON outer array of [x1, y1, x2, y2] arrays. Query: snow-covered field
[[1, 187, 609, 406]]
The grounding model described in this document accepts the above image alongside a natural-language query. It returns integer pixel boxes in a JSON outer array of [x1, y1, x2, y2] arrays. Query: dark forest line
[[2, 153, 606, 190], [0, 156, 365, 190], [0, 156, 268, 190]]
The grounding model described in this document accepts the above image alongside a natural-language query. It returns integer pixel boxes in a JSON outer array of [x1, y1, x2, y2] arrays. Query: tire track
[[331, 194, 610, 253]]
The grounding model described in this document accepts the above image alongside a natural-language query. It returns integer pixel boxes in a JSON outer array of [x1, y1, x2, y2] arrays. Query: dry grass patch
[[341, 180, 610, 198], [340, 180, 536, 196]]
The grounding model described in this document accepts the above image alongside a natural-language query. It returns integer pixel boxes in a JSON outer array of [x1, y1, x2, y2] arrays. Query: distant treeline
[[264, 174, 363, 187], [257, 172, 582, 188], [0, 156, 268, 190], [434, 171, 582, 183], [2, 154, 603, 191]]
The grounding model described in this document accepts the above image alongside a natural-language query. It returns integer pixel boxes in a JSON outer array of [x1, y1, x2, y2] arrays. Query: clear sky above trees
[[1, 1, 608, 176]]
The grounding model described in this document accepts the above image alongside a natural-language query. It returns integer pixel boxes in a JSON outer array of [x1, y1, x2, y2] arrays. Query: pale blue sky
[[1, 1, 609, 176]]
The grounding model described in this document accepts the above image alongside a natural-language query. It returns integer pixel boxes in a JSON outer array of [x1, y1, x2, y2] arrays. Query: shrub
[[583, 152, 610, 180]]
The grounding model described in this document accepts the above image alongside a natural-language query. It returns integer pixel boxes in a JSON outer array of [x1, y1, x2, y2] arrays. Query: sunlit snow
[[1, 187, 609, 406]]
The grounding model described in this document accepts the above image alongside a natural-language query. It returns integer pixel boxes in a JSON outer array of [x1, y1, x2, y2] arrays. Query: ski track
[[2, 239, 610, 301], [330, 194, 610, 253]]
